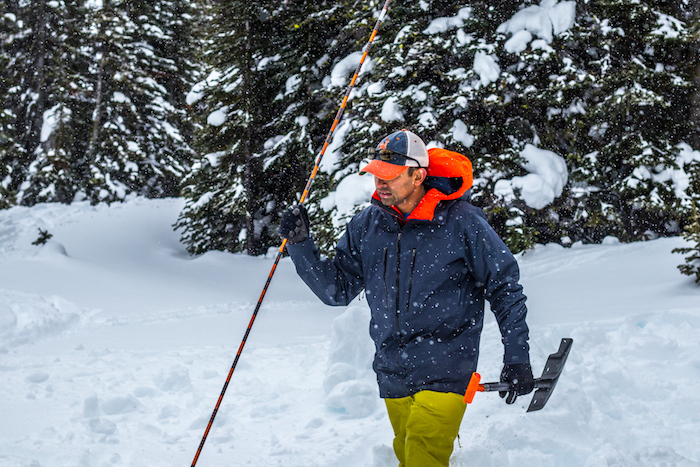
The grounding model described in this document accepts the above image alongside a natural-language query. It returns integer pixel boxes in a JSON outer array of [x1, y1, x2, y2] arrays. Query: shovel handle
[[465, 338, 573, 410], [462, 372, 508, 404], [462, 372, 482, 403], [463, 373, 553, 404]]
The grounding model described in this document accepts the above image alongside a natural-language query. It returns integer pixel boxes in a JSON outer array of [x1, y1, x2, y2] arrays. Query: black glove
[[277, 204, 309, 244], [499, 363, 535, 404]]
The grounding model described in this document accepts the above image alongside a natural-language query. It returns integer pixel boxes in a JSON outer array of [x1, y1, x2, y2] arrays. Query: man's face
[[374, 168, 426, 214]]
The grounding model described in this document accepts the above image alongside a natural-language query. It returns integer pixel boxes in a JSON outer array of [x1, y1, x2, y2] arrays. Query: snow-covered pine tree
[[118, 0, 201, 196], [0, 0, 197, 206], [131, 0, 202, 140], [552, 0, 698, 243], [688, 0, 700, 148], [176, 0, 371, 256], [0, 0, 94, 205], [465, 0, 699, 248], [82, 0, 194, 203], [673, 198, 700, 283], [0, 8, 21, 207], [0, 0, 47, 192], [0, 97, 12, 206], [176, 0, 294, 256]]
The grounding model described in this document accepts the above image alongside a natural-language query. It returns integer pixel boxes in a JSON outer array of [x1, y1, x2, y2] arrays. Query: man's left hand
[[278, 204, 309, 244], [499, 363, 534, 404]]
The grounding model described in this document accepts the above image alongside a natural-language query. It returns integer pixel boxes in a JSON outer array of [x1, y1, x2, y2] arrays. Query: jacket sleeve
[[285, 228, 365, 307], [464, 209, 530, 365]]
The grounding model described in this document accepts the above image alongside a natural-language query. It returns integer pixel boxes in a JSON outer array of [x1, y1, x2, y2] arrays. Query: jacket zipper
[[395, 231, 402, 325], [395, 231, 403, 365], [395, 233, 418, 368], [382, 247, 388, 306], [407, 248, 417, 313]]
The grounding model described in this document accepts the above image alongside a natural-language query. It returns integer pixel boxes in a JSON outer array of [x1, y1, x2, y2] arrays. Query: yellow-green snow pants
[[385, 390, 467, 467]]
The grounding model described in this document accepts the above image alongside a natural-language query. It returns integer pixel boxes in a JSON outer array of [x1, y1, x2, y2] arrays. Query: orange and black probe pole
[[190, 2, 393, 465]]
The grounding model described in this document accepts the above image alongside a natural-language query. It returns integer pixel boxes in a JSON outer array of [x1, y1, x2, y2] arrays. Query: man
[[278, 129, 533, 467]]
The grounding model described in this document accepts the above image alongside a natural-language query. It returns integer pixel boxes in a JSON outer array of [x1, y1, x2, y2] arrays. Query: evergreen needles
[[673, 199, 700, 284]]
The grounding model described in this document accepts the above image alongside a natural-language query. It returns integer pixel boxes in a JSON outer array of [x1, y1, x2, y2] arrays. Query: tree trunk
[[88, 1, 111, 161], [690, 0, 700, 148], [243, 17, 258, 255], [27, 1, 48, 163]]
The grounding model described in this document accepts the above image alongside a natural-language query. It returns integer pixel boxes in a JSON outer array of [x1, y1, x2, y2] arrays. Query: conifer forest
[[2, 0, 700, 268]]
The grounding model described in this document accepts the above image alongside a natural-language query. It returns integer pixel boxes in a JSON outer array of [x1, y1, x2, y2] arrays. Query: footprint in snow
[[25, 372, 50, 383]]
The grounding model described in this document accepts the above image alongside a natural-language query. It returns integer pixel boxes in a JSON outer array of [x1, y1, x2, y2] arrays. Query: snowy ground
[[1, 197, 699, 467]]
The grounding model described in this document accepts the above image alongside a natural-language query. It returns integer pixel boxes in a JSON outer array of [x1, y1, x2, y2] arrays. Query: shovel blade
[[527, 338, 573, 412]]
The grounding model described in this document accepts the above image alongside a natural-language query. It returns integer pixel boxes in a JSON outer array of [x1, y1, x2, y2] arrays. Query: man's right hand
[[499, 363, 534, 404], [277, 204, 309, 244]]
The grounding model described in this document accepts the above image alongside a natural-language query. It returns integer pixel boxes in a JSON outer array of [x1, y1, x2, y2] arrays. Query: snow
[[207, 107, 228, 127], [187, 71, 223, 106], [449, 119, 475, 148], [112, 92, 129, 103], [472, 52, 501, 87], [505, 30, 534, 54], [652, 13, 686, 39], [497, 0, 576, 44], [672, 144, 700, 200], [40, 105, 71, 143], [320, 173, 375, 228], [40, 108, 58, 143], [257, 54, 281, 71], [330, 52, 373, 88], [402, 83, 429, 103], [494, 144, 568, 210], [1, 198, 699, 467], [423, 7, 472, 35], [497, 0, 576, 61], [285, 74, 302, 95], [626, 144, 700, 201], [380, 96, 404, 122], [319, 119, 353, 175]]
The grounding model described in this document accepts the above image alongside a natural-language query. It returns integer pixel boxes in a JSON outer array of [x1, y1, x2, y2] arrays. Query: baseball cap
[[359, 129, 429, 180]]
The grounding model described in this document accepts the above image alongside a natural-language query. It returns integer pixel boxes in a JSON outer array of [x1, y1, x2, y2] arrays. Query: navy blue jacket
[[287, 149, 530, 398]]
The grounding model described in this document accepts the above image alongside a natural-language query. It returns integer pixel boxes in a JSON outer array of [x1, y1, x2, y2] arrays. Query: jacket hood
[[371, 147, 473, 222]]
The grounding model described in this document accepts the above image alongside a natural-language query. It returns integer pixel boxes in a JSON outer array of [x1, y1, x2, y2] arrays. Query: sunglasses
[[367, 148, 422, 167]]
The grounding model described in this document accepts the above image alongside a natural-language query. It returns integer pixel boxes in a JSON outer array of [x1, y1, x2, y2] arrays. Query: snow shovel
[[463, 337, 573, 412]]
